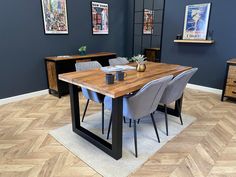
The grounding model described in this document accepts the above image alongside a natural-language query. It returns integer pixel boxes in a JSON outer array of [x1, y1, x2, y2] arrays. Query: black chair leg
[[107, 114, 112, 140], [82, 99, 90, 122], [164, 104, 168, 136], [176, 101, 183, 125], [129, 119, 132, 127], [137, 119, 140, 124], [123, 116, 126, 123], [102, 103, 104, 134], [133, 120, 138, 158], [150, 113, 160, 143]]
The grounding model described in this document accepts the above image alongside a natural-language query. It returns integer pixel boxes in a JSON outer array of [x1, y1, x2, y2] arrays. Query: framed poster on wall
[[143, 9, 154, 35], [183, 3, 211, 40], [91, 2, 109, 35], [41, 0, 69, 34]]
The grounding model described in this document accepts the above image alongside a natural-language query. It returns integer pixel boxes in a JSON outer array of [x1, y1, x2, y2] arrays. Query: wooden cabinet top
[[59, 62, 191, 98], [45, 52, 116, 61], [145, 48, 160, 51], [227, 59, 236, 64]]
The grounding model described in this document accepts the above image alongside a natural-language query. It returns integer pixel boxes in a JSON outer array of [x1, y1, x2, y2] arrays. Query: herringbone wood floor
[[0, 89, 236, 177]]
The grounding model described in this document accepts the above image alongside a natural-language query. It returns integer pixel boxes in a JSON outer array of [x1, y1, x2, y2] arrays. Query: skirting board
[[187, 83, 222, 95], [0, 84, 222, 106], [0, 89, 48, 106]]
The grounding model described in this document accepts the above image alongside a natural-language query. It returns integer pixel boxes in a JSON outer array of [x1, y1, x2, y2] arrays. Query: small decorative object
[[91, 2, 109, 35], [131, 54, 147, 72], [183, 3, 211, 40], [176, 34, 183, 40], [41, 0, 69, 34], [143, 9, 154, 34], [116, 71, 127, 81], [105, 73, 114, 84], [78, 46, 87, 55]]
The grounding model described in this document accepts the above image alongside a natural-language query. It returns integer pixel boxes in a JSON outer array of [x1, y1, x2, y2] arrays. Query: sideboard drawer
[[228, 65, 236, 79], [226, 78, 236, 86], [225, 86, 236, 98]]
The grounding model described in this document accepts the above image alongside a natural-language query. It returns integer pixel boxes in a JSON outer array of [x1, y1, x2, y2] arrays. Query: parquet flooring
[[0, 89, 236, 177]]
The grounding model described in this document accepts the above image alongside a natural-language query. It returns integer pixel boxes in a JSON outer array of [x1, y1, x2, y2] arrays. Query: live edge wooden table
[[59, 62, 191, 160]]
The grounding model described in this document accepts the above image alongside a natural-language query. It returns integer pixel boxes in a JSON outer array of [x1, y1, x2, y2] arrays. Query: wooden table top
[[145, 48, 160, 51], [45, 52, 116, 61], [228, 59, 236, 64], [59, 62, 192, 98]]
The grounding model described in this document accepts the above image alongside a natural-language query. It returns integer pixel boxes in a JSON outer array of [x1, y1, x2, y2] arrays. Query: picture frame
[[143, 9, 154, 35], [183, 3, 211, 40], [91, 2, 109, 35], [41, 0, 69, 34]]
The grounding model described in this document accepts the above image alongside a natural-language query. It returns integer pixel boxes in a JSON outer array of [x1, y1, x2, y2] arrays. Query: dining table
[[59, 61, 192, 160]]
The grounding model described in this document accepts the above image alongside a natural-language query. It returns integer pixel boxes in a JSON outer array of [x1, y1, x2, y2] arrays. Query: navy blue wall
[[0, 0, 126, 99], [1, 0, 236, 99], [162, 0, 236, 89]]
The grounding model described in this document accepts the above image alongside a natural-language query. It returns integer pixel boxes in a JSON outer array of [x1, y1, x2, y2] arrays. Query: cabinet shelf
[[174, 39, 214, 44]]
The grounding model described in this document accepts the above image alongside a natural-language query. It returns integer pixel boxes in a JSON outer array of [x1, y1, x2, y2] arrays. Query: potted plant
[[131, 54, 147, 72], [78, 46, 87, 55]]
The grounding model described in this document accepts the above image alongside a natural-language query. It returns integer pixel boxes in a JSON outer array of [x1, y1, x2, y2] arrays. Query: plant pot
[[136, 63, 146, 72], [79, 51, 86, 55]]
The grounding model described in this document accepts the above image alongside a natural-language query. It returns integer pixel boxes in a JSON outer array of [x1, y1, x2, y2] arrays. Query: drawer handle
[[232, 91, 236, 94]]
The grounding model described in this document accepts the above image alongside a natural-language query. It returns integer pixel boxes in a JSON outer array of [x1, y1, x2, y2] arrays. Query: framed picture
[[91, 2, 109, 35], [143, 9, 154, 35], [41, 0, 69, 34], [183, 3, 211, 40]]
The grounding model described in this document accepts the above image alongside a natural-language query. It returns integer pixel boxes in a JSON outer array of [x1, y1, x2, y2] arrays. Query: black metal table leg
[[111, 97, 123, 159], [69, 84, 123, 160], [69, 84, 81, 131]]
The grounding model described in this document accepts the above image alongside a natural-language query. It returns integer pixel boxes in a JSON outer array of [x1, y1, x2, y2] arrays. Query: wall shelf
[[174, 39, 214, 44]]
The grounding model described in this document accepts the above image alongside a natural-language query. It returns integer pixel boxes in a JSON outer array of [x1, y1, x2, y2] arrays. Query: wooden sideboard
[[222, 59, 236, 101], [45, 52, 117, 98]]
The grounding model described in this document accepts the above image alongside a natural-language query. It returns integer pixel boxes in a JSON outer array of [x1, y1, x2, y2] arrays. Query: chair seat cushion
[[82, 88, 104, 103]]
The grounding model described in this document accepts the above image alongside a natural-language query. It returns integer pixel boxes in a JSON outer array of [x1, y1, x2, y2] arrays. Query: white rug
[[50, 111, 196, 177]]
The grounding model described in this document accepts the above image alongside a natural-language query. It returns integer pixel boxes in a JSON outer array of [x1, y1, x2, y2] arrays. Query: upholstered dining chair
[[159, 68, 198, 136], [105, 75, 173, 157], [109, 57, 129, 66], [109, 57, 130, 123], [75, 61, 105, 134]]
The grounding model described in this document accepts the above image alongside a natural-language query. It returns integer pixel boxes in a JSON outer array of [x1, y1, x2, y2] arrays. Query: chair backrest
[[75, 61, 103, 102], [160, 68, 198, 104], [124, 75, 173, 119], [109, 57, 129, 66], [75, 61, 102, 71]]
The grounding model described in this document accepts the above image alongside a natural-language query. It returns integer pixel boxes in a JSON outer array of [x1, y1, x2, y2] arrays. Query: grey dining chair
[[75, 61, 105, 134], [109, 57, 129, 66], [160, 68, 198, 136], [109, 57, 129, 123], [104, 75, 173, 157]]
